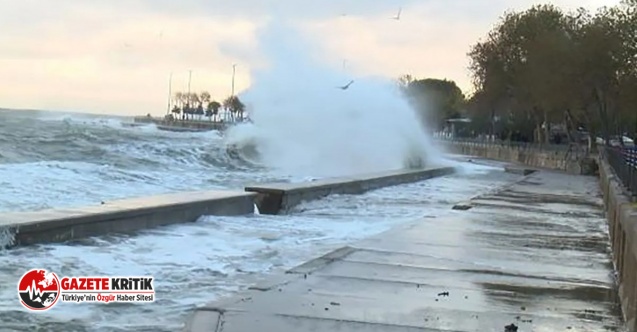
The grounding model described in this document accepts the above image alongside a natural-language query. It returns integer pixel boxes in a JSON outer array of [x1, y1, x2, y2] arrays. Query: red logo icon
[[17, 269, 61, 311]]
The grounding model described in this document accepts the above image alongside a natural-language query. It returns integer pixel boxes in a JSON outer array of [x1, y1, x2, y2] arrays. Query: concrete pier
[[246, 166, 456, 214], [132, 116, 227, 132], [186, 170, 622, 331], [0, 190, 256, 247]]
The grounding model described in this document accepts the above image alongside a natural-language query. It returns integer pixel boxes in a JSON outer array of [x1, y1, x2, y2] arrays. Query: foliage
[[467, 1, 637, 143], [399, 76, 466, 130], [172, 91, 238, 121], [222, 95, 246, 120], [206, 100, 221, 118]]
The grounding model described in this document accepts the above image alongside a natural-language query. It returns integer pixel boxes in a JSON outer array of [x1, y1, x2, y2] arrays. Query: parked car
[[596, 136, 635, 147]]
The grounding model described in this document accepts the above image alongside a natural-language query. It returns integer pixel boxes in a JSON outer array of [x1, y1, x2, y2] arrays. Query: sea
[[0, 108, 519, 331]]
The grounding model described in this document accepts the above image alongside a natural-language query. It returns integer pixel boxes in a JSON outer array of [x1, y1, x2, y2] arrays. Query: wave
[[223, 123, 262, 165], [0, 112, 262, 172], [222, 120, 447, 175], [0, 111, 280, 212]]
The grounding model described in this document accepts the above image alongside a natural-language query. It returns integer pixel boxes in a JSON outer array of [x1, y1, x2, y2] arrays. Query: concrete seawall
[[0, 167, 455, 247], [246, 166, 456, 214], [441, 140, 596, 175], [598, 154, 637, 331], [0, 191, 256, 248]]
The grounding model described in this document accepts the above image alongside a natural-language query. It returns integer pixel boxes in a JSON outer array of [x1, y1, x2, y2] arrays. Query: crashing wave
[[0, 226, 16, 249], [402, 140, 428, 169], [226, 139, 260, 162], [223, 120, 431, 172], [403, 151, 426, 169], [223, 123, 262, 164]]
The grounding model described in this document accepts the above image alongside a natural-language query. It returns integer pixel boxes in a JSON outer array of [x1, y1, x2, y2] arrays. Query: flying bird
[[392, 7, 402, 20], [337, 80, 354, 90]]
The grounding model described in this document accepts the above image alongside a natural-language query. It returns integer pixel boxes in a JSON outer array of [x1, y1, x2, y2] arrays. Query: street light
[[187, 70, 192, 97], [231, 64, 237, 97], [166, 72, 173, 115]]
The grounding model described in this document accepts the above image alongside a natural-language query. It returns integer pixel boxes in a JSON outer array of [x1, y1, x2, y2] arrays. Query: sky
[[0, 0, 620, 116]]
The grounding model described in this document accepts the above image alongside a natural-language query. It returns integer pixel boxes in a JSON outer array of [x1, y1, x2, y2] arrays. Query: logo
[[17, 269, 61, 311], [17, 269, 155, 311]]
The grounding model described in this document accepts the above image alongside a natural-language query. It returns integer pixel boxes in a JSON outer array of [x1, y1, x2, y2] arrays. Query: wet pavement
[[186, 170, 623, 332]]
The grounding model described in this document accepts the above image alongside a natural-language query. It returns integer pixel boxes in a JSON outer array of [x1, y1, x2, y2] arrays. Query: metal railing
[[437, 136, 636, 195], [604, 146, 637, 197]]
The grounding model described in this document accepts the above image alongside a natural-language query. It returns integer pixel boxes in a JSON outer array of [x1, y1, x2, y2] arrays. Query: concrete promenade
[[186, 169, 623, 331]]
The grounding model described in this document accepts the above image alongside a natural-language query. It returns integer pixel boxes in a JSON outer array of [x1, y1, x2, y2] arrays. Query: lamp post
[[231, 64, 237, 97], [166, 72, 173, 115], [187, 70, 192, 96]]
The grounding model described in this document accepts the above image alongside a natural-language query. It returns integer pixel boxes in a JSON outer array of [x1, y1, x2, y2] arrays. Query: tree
[[400, 77, 466, 131], [206, 100, 221, 121], [171, 91, 238, 122], [222, 96, 246, 121], [200, 91, 211, 105], [175, 92, 184, 108], [198, 91, 211, 121], [468, 5, 573, 142], [467, 2, 637, 144]]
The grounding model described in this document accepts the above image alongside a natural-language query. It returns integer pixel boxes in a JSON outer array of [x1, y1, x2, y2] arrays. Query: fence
[[604, 146, 637, 197]]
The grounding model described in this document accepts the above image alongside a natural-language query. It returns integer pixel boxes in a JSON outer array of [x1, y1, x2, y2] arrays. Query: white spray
[[225, 21, 446, 178]]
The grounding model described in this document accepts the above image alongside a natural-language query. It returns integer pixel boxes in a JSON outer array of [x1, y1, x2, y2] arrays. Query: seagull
[[337, 80, 354, 90], [392, 7, 402, 20]]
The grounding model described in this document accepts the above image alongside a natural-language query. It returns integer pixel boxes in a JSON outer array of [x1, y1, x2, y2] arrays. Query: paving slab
[[185, 170, 623, 332]]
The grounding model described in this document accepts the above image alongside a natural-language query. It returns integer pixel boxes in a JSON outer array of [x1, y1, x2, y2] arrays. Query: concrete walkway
[[185, 170, 623, 332]]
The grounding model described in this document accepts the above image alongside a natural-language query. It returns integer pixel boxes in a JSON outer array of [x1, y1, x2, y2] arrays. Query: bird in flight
[[392, 7, 402, 20], [338, 80, 355, 90]]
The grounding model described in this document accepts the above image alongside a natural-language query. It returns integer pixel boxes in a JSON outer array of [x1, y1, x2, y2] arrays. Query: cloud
[[125, 0, 421, 20], [300, 0, 622, 93], [0, 0, 622, 115], [0, 1, 264, 114]]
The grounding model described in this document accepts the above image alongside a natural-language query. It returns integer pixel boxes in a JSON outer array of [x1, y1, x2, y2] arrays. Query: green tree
[[400, 77, 466, 131], [206, 100, 221, 121], [222, 96, 246, 121], [467, 1, 637, 144]]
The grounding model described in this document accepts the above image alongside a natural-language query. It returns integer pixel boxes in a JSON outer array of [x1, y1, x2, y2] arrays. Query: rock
[[504, 323, 518, 332], [452, 203, 473, 210]]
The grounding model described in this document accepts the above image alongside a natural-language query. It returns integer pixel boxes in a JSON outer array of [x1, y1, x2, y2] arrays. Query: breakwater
[[246, 166, 456, 214], [0, 166, 455, 248], [133, 116, 226, 132]]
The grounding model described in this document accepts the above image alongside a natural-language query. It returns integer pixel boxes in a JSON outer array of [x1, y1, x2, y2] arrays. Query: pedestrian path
[[185, 170, 622, 332]]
